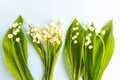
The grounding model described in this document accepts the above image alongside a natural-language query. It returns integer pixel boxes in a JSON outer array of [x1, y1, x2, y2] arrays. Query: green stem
[[70, 40, 74, 80], [83, 48, 93, 80], [44, 40, 53, 80], [46, 72, 53, 80]]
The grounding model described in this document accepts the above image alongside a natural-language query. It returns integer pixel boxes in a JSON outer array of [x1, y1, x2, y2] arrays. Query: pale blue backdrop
[[0, 0, 120, 80]]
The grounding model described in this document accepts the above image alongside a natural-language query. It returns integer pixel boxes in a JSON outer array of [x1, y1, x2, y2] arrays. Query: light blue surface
[[0, 0, 120, 80]]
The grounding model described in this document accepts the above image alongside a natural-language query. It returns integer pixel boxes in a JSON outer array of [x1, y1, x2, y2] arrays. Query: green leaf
[[2, 16, 34, 80], [63, 18, 85, 80], [48, 41, 62, 80], [93, 35, 105, 79], [31, 39, 46, 64], [3, 29, 22, 79], [96, 20, 115, 79], [19, 29, 28, 63], [83, 24, 96, 80], [27, 25, 46, 64]]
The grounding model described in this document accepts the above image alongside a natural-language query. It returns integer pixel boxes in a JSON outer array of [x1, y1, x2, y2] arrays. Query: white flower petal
[[76, 22, 79, 25], [8, 34, 13, 38], [74, 40, 78, 44], [16, 37, 20, 42], [43, 30, 47, 34], [18, 26, 21, 29], [57, 41, 60, 44], [85, 42, 89, 46], [47, 33, 52, 38], [88, 45, 93, 49], [13, 31, 18, 35], [33, 39, 37, 43], [53, 37, 58, 41], [12, 23, 18, 28], [85, 40, 91, 46], [76, 27, 79, 30], [86, 36, 90, 40], [76, 32, 79, 36], [88, 33, 92, 37], [33, 35, 37, 39], [50, 31, 54, 34], [101, 30, 105, 35], [88, 26, 95, 31], [37, 40, 40, 44], [74, 35, 78, 39], [72, 36, 75, 40], [16, 29, 20, 33], [87, 40, 91, 44], [73, 28, 76, 31]]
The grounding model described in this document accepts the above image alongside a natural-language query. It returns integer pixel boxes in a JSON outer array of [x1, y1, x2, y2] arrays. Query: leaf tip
[[14, 15, 24, 23]]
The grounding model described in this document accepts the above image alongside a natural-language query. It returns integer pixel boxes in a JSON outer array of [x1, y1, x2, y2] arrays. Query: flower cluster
[[8, 22, 22, 42], [85, 33, 93, 49], [71, 22, 80, 44], [84, 24, 106, 49], [25, 19, 63, 45]]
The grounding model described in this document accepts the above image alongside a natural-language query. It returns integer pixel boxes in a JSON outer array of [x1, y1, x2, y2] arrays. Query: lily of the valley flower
[[85, 34, 92, 49], [84, 24, 106, 49], [25, 19, 63, 80], [101, 30, 106, 35], [8, 22, 22, 42], [8, 34, 13, 38], [88, 45, 93, 49], [16, 37, 20, 42], [25, 19, 63, 45], [71, 22, 80, 44]]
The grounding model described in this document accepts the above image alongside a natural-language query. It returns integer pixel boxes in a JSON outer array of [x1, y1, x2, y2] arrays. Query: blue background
[[0, 0, 120, 80]]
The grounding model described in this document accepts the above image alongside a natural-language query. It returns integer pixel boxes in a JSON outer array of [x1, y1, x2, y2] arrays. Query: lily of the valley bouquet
[[64, 18, 114, 80], [25, 19, 63, 80], [2, 16, 34, 80]]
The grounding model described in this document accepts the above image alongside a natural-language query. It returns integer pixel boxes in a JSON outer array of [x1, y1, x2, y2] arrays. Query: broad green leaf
[[93, 35, 105, 80], [2, 16, 34, 80], [63, 18, 84, 80], [3, 29, 22, 79], [96, 20, 115, 79], [83, 24, 96, 80], [19, 28, 28, 64]]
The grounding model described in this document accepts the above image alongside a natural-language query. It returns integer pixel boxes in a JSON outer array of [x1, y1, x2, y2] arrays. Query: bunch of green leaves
[[63, 18, 114, 80], [2, 16, 34, 80]]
